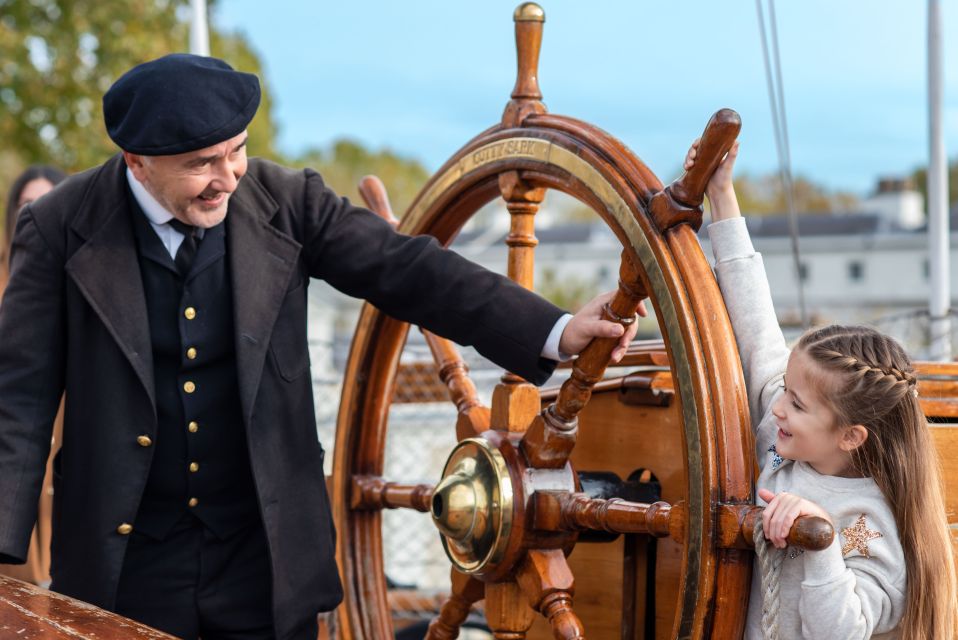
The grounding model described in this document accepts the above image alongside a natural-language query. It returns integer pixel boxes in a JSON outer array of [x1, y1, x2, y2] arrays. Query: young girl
[[686, 139, 957, 639]]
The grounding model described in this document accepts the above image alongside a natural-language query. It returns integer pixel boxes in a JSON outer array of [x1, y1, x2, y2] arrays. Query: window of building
[[848, 261, 864, 281]]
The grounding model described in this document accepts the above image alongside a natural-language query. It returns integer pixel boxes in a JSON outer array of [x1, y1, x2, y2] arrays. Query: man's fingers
[[591, 320, 625, 339], [637, 300, 649, 317]]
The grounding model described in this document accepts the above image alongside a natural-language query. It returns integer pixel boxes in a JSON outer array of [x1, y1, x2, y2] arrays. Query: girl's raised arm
[[690, 141, 791, 440]]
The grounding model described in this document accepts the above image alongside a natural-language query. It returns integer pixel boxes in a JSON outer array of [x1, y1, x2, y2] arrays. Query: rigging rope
[[755, 0, 809, 329]]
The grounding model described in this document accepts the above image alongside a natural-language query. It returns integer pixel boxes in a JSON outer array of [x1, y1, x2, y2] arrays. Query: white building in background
[[308, 182, 958, 375], [303, 183, 957, 593], [861, 177, 926, 230]]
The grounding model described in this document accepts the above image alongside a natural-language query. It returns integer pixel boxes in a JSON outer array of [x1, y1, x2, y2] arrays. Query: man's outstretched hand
[[559, 291, 648, 363]]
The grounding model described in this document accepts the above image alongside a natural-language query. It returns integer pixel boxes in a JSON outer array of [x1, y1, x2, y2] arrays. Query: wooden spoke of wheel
[[359, 175, 490, 440], [494, 171, 544, 418], [425, 569, 486, 640], [349, 475, 433, 512], [520, 252, 648, 470], [516, 550, 585, 640], [334, 6, 756, 636], [531, 491, 834, 551], [424, 329, 491, 440]]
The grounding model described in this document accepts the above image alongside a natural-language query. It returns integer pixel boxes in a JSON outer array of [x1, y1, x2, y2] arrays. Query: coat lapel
[[227, 175, 301, 426], [64, 155, 155, 410]]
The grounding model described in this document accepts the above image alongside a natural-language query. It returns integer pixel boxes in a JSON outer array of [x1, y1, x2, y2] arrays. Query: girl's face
[[771, 349, 853, 476]]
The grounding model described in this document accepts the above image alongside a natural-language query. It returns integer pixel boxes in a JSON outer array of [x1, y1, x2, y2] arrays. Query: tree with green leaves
[[291, 139, 431, 219], [0, 0, 279, 231]]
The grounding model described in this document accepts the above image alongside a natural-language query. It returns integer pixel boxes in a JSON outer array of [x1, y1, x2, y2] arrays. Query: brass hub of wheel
[[431, 437, 514, 574]]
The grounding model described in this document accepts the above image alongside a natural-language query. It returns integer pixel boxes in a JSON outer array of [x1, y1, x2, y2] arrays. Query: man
[[0, 55, 640, 639]]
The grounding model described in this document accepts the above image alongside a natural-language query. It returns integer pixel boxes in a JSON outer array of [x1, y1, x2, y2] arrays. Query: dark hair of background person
[[3, 165, 68, 257]]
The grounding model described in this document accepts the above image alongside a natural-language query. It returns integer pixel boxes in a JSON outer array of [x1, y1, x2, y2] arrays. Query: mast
[[928, 0, 952, 360], [189, 0, 210, 56]]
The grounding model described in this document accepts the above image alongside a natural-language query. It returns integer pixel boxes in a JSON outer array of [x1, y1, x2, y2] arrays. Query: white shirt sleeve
[[540, 313, 574, 362]]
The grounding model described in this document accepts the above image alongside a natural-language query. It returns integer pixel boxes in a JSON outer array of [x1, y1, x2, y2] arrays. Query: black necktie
[[169, 219, 199, 276]]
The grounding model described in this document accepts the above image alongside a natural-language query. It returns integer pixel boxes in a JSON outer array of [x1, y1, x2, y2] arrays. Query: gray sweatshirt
[[708, 218, 905, 639]]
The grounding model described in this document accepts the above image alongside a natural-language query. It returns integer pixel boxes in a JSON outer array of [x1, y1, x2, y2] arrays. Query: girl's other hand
[[685, 138, 741, 222], [757, 488, 832, 549]]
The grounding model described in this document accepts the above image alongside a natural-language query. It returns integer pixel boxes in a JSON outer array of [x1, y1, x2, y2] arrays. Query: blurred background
[[2, 3, 955, 635]]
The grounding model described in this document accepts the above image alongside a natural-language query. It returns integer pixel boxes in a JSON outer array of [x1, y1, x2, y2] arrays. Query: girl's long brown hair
[[798, 325, 957, 639]]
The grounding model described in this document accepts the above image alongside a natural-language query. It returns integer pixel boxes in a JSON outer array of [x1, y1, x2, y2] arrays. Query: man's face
[[125, 131, 249, 228]]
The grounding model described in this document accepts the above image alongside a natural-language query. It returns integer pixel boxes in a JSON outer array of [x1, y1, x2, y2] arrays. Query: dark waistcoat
[[129, 203, 259, 540]]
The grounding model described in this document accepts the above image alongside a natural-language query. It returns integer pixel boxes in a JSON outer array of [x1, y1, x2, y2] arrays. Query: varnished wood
[[337, 106, 751, 635], [532, 493, 832, 552], [334, 6, 758, 636], [499, 171, 544, 291], [522, 254, 647, 469], [494, 165, 545, 413], [532, 491, 675, 539], [502, 4, 547, 127], [360, 170, 491, 442], [486, 581, 536, 639], [664, 221, 755, 639], [425, 569, 486, 640], [540, 370, 674, 408], [0, 575, 175, 638], [916, 360, 958, 420], [648, 110, 741, 233], [425, 332, 492, 439], [533, 380, 684, 638], [358, 175, 397, 223], [718, 504, 834, 551], [517, 550, 584, 640], [492, 382, 541, 433], [618, 371, 675, 407], [349, 475, 433, 512], [930, 426, 958, 544], [669, 109, 741, 209], [497, 171, 543, 390], [557, 339, 670, 370], [552, 253, 647, 424]]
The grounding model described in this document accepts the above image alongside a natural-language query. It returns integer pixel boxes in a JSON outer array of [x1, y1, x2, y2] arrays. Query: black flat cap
[[103, 53, 261, 155]]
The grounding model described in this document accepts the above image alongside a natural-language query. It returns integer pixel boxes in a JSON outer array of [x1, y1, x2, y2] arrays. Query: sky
[[214, 1, 958, 197]]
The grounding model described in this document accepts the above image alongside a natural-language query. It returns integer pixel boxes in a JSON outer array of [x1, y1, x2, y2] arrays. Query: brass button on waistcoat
[[189, 462, 199, 473], [186, 347, 197, 360], [117, 523, 133, 535], [183, 381, 196, 393], [184, 307, 196, 320], [136, 435, 152, 447], [188, 498, 199, 508], [188, 421, 199, 433]]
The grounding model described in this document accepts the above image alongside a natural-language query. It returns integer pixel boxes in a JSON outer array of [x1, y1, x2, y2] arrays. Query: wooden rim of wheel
[[333, 5, 754, 638], [333, 114, 754, 638]]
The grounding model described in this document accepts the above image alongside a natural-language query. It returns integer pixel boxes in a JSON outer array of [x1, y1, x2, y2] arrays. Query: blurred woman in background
[[0, 164, 66, 586], [2, 165, 67, 291]]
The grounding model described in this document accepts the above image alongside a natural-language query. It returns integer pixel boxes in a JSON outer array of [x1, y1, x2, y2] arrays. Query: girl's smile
[[771, 350, 858, 476]]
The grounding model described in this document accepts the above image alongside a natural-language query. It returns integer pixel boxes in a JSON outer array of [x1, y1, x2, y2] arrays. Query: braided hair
[[797, 325, 956, 639]]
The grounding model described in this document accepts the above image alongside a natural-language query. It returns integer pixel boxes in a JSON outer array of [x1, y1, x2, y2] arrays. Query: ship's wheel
[[331, 4, 831, 639]]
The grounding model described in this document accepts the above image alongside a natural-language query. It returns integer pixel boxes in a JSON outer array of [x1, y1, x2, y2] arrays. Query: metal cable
[[756, 0, 808, 328]]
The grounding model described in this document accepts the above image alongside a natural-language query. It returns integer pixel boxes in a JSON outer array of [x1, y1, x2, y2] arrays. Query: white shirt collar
[[126, 167, 174, 225]]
